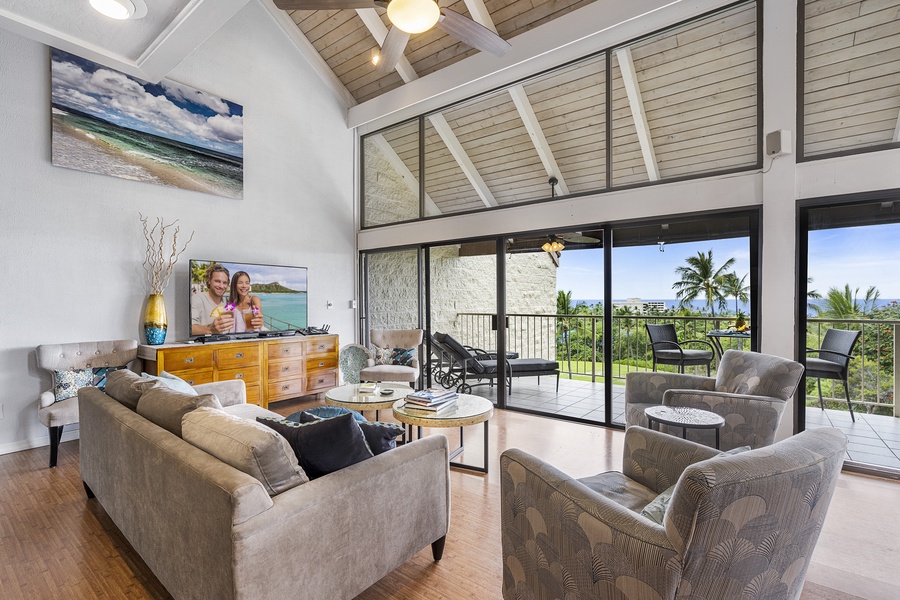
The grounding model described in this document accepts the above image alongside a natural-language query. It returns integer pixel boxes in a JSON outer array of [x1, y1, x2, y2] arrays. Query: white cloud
[[161, 81, 231, 115]]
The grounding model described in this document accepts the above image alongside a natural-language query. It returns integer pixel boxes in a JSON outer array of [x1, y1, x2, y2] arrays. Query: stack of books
[[404, 388, 458, 412]]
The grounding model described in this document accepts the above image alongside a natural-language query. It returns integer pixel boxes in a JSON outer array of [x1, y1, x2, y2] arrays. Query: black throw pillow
[[257, 413, 373, 479], [358, 421, 405, 455]]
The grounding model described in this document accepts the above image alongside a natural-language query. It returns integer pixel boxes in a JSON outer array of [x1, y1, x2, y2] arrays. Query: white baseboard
[[0, 428, 80, 456]]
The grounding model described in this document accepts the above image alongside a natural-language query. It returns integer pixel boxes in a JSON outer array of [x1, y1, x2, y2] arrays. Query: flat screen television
[[189, 259, 308, 339]]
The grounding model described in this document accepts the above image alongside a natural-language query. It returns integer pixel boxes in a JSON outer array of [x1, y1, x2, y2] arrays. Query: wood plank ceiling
[[285, 0, 596, 104]]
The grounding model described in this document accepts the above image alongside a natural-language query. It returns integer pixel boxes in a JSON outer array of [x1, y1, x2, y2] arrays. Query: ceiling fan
[[274, 0, 511, 74]]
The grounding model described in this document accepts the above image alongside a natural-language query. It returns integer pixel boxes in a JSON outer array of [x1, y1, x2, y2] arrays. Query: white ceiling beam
[[262, 2, 356, 108], [370, 134, 442, 216], [462, 0, 497, 33], [427, 113, 498, 208], [356, 9, 418, 83], [508, 85, 570, 196], [615, 47, 660, 181]]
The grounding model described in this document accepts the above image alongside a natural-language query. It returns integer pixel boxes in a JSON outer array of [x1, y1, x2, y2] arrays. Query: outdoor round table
[[644, 405, 725, 449], [325, 383, 411, 421], [392, 394, 494, 474]]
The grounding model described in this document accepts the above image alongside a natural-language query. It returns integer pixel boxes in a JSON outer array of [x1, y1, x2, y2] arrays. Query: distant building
[[612, 298, 666, 314]]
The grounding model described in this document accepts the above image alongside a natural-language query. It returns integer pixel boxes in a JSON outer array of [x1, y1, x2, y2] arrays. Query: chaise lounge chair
[[431, 332, 559, 394]]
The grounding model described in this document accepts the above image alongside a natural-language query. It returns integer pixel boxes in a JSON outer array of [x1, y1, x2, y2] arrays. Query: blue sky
[[557, 223, 899, 300]]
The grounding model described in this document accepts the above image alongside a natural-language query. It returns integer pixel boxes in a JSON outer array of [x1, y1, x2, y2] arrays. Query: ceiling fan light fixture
[[90, 0, 147, 20], [387, 0, 441, 34]]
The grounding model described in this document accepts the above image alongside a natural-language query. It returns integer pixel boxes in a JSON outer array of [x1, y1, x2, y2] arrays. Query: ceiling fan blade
[[376, 26, 411, 74], [273, 0, 378, 10], [436, 9, 511, 57]]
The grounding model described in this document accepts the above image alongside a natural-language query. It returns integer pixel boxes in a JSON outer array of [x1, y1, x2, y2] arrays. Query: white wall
[[0, 1, 357, 454]]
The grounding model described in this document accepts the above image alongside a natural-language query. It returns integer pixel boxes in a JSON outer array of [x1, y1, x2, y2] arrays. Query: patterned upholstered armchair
[[358, 328, 424, 384], [625, 350, 805, 450], [500, 426, 847, 600]]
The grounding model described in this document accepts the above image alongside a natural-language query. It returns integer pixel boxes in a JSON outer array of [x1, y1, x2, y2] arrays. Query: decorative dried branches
[[140, 213, 194, 295]]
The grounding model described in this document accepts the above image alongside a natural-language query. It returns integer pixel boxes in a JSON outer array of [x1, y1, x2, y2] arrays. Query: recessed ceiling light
[[90, 0, 147, 20]]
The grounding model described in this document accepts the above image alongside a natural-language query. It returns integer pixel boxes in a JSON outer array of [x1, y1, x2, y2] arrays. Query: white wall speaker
[[766, 129, 792, 156]]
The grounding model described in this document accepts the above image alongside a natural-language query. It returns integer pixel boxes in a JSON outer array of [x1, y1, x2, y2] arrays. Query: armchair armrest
[[621, 427, 720, 493], [500, 448, 678, 599], [806, 348, 854, 360], [192, 379, 246, 407], [680, 339, 715, 352], [39, 390, 56, 409]]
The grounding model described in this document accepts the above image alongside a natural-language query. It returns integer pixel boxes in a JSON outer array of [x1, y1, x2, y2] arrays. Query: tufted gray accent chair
[[36, 339, 138, 467], [358, 329, 424, 384], [625, 350, 805, 450], [500, 426, 847, 600]]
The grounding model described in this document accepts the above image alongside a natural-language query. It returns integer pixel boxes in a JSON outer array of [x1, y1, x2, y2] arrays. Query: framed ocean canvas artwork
[[50, 48, 243, 199]]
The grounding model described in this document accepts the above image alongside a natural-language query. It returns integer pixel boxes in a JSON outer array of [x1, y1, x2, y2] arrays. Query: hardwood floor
[[1, 400, 898, 599]]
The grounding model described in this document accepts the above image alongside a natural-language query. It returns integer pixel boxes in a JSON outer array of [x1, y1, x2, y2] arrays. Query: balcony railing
[[450, 312, 898, 417]]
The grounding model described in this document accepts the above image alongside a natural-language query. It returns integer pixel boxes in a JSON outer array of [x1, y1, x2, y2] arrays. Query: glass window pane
[[362, 120, 420, 227]]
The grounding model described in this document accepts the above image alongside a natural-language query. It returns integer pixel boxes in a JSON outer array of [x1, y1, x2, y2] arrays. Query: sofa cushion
[[257, 413, 374, 479], [183, 407, 308, 495], [358, 421, 405, 455], [141, 370, 199, 395], [104, 369, 158, 410], [137, 386, 222, 437]]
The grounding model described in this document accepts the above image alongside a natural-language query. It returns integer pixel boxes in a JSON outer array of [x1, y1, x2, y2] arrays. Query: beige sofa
[[78, 376, 451, 600]]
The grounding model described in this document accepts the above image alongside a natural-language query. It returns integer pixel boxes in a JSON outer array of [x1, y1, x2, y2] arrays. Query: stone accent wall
[[366, 245, 557, 361], [363, 137, 417, 226]]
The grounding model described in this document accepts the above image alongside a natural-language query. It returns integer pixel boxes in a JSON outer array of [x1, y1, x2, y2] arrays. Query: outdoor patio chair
[[646, 323, 715, 375], [431, 332, 559, 394], [500, 426, 847, 600], [806, 328, 861, 422], [625, 350, 805, 450]]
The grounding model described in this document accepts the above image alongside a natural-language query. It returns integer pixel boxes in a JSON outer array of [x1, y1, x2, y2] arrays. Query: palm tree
[[722, 272, 749, 315], [813, 284, 880, 318], [556, 290, 574, 377], [672, 250, 735, 317]]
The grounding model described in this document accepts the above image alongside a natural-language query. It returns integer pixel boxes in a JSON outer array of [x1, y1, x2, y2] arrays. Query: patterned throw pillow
[[53, 367, 123, 403], [390, 348, 415, 366], [374, 347, 393, 365], [640, 484, 676, 525]]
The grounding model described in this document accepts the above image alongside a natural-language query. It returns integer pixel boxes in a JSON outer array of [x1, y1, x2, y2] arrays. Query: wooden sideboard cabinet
[[139, 334, 339, 409]]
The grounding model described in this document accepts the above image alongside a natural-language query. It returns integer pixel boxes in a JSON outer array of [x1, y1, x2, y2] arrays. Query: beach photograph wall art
[[50, 48, 244, 199]]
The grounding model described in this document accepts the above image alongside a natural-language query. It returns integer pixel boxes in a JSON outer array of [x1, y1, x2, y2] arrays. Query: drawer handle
[[186, 380, 194, 385], [282, 366, 290, 372], [282, 348, 290, 355], [184, 357, 194, 364], [282, 384, 290, 391], [235, 352, 244, 358], [317, 378, 325, 384], [318, 362, 325, 367], [318, 344, 325, 350], [234, 373, 243, 379]]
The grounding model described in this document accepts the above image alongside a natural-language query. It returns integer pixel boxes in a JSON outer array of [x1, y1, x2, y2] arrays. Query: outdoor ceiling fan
[[273, 0, 511, 74]]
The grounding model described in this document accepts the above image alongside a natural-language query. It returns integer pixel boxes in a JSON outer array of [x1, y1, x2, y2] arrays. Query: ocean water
[[257, 292, 307, 329], [51, 107, 243, 199], [572, 298, 900, 316]]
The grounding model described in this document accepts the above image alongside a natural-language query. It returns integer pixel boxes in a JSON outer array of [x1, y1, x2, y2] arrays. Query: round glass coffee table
[[644, 405, 725, 449], [393, 394, 494, 474], [325, 383, 412, 421]]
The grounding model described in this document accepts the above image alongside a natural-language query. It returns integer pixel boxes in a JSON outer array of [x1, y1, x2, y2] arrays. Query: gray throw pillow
[[140, 370, 199, 395], [137, 386, 222, 437], [183, 407, 308, 495], [640, 484, 676, 525]]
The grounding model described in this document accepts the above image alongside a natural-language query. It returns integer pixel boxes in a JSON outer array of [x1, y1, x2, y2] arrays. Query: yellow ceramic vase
[[144, 293, 168, 345]]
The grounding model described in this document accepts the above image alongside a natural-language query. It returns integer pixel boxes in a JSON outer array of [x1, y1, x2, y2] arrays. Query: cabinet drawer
[[305, 337, 336, 355], [245, 384, 261, 407], [268, 378, 305, 401], [161, 348, 213, 371], [268, 341, 305, 361], [305, 369, 337, 392], [168, 369, 214, 387], [268, 360, 304, 381], [305, 356, 337, 371], [216, 345, 259, 369], [217, 366, 260, 385]]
